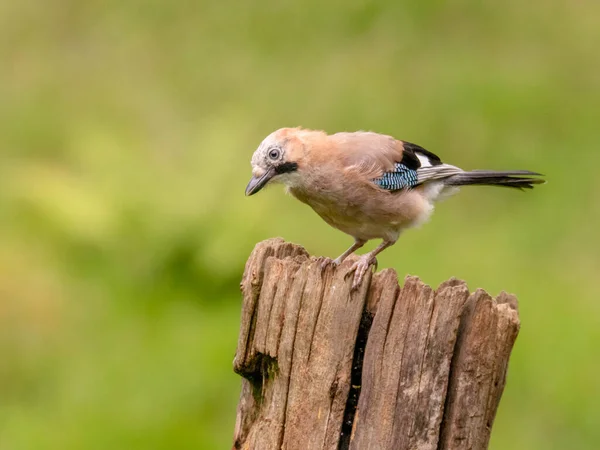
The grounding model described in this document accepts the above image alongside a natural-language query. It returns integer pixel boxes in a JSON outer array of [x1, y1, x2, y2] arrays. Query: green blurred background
[[1, 1, 599, 449]]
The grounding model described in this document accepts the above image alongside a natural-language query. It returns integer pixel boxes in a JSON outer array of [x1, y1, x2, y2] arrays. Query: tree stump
[[233, 238, 520, 450]]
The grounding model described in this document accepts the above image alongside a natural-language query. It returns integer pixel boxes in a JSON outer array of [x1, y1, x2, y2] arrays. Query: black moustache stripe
[[275, 162, 299, 174]]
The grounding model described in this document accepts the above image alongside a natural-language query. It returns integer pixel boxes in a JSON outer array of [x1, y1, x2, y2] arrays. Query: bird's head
[[245, 128, 312, 196]]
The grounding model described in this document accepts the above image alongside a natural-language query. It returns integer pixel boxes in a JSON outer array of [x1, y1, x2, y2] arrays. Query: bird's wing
[[331, 132, 449, 190]]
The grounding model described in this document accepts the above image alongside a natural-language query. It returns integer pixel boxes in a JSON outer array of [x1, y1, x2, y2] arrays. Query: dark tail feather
[[445, 170, 545, 190]]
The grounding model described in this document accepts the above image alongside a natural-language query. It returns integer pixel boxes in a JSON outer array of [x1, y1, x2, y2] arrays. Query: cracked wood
[[232, 238, 520, 450]]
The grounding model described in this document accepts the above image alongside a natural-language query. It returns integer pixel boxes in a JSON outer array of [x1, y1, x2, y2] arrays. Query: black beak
[[245, 168, 275, 196]]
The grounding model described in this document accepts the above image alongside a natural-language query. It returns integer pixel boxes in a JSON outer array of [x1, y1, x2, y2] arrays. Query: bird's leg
[[334, 239, 367, 265], [349, 239, 396, 290], [320, 239, 366, 270]]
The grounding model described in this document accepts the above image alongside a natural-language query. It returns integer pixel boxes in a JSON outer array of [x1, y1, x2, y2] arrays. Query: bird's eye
[[268, 148, 280, 160]]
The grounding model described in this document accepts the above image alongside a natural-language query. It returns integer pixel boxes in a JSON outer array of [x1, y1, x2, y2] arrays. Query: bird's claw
[[319, 257, 337, 271], [348, 255, 377, 290]]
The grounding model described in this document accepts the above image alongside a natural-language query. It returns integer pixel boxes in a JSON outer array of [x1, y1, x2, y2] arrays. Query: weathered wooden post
[[232, 238, 520, 450]]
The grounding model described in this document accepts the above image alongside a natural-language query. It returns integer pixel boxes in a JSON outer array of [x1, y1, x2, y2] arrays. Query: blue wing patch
[[373, 163, 419, 190]]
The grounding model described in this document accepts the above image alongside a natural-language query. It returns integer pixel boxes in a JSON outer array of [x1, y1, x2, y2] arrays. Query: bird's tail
[[444, 170, 545, 190]]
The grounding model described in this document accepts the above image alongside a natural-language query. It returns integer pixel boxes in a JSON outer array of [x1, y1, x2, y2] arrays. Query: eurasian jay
[[245, 128, 544, 289]]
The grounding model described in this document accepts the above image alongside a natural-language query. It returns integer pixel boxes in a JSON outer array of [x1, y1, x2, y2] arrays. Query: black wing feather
[[401, 141, 443, 167]]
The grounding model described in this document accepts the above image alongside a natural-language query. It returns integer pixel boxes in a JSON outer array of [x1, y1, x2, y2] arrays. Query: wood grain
[[232, 239, 520, 450]]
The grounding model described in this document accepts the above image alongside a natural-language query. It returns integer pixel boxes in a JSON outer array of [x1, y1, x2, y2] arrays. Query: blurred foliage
[[1, 1, 599, 449]]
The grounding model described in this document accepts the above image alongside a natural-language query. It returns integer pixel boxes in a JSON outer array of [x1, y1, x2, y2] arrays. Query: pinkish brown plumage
[[246, 127, 544, 289]]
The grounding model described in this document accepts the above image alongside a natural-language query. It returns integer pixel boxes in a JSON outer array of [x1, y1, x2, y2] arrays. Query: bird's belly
[[290, 187, 432, 241], [325, 216, 398, 241]]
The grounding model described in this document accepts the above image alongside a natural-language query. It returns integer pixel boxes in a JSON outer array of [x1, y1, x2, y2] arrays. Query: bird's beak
[[245, 168, 275, 196]]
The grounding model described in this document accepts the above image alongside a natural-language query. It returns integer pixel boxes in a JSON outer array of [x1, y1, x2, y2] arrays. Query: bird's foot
[[319, 254, 351, 271], [348, 255, 378, 290], [319, 256, 337, 271]]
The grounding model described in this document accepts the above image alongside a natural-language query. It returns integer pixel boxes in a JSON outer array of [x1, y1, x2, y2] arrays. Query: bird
[[245, 127, 544, 289]]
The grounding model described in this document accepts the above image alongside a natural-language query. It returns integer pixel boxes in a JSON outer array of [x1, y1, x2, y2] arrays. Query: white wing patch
[[416, 153, 432, 167]]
